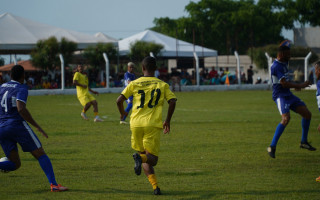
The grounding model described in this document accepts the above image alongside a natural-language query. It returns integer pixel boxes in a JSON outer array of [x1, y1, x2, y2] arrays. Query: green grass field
[[1, 90, 320, 200]]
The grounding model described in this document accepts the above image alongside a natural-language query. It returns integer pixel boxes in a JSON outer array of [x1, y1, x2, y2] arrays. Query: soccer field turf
[[1, 90, 320, 199]]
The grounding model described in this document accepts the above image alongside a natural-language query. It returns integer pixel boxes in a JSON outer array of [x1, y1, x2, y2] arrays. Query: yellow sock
[[148, 174, 158, 190], [140, 154, 147, 163], [82, 109, 86, 113], [94, 112, 98, 117]]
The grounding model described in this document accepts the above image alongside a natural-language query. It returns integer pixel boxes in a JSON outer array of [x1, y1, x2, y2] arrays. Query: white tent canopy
[[94, 32, 117, 42], [0, 13, 117, 53], [119, 30, 217, 57]]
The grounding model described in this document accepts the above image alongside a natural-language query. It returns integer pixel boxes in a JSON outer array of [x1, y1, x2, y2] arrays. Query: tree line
[[151, 0, 320, 55]]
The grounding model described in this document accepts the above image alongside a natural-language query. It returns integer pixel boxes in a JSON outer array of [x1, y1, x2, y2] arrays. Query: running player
[[120, 62, 136, 124], [0, 65, 68, 192], [73, 65, 103, 122], [116, 56, 177, 195], [267, 40, 315, 159]]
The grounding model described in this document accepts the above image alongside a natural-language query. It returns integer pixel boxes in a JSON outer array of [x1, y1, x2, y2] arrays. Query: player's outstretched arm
[[163, 99, 177, 134], [280, 79, 311, 90], [116, 94, 128, 120], [16, 100, 48, 138], [89, 88, 99, 95]]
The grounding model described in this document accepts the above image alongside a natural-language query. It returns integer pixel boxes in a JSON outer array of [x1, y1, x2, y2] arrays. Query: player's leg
[[80, 97, 91, 120], [268, 97, 290, 158], [141, 151, 161, 195], [17, 121, 67, 191], [31, 147, 57, 186], [142, 127, 162, 195], [295, 105, 315, 150], [31, 148, 68, 192], [91, 100, 103, 122], [121, 97, 133, 123], [0, 149, 21, 172], [0, 127, 21, 172]]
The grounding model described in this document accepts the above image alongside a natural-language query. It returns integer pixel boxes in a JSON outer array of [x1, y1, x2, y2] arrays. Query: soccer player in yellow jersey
[[117, 56, 177, 195], [73, 65, 103, 122]]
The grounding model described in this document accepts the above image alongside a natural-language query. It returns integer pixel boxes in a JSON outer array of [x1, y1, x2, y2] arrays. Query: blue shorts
[[275, 95, 306, 115], [0, 121, 42, 157]]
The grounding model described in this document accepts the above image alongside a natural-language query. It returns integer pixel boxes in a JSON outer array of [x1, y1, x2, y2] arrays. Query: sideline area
[[29, 84, 272, 96]]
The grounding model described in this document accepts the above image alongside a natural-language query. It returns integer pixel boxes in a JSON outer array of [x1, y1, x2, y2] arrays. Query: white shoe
[[94, 116, 104, 122], [120, 121, 128, 125], [81, 112, 89, 120], [0, 157, 10, 173]]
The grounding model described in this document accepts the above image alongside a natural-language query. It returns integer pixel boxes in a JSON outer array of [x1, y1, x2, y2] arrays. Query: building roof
[[0, 13, 117, 54], [0, 60, 41, 71], [119, 30, 217, 58]]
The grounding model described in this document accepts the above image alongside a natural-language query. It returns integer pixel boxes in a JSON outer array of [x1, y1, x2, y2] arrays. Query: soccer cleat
[[154, 187, 162, 195], [316, 176, 320, 182], [300, 142, 316, 151], [94, 116, 104, 122], [133, 153, 142, 175], [267, 146, 276, 158], [81, 112, 89, 120], [120, 120, 128, 125], [50, 184, 68, 192]]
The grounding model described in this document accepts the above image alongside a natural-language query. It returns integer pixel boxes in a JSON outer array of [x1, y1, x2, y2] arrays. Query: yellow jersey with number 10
[[121, 76, 176, 128]]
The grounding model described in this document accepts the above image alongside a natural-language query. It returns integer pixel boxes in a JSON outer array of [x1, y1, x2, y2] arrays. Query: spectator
[[247, 65, 254, 84], [159, 64, 168, 82], [170, 68, 181, 92], [42, 80, 51, 89], [209, 67, 218, 79], [211, 74, 221, 85], [218, 68, 224, 78]]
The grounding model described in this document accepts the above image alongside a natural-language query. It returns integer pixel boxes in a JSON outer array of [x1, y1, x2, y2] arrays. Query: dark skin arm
[[116, 94, 128, 120], [163, 99, 177, 134], [280, 79, 311, 90], [17, 100, 48, 138], [73, 80, 99, 95]]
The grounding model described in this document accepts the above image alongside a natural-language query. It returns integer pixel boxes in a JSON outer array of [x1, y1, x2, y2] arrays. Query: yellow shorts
[[78, 94, 96, 106], [131, 127, 162, 156]]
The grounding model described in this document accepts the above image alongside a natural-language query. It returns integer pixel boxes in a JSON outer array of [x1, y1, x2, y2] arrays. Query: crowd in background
[[0, 64, 262, 90]]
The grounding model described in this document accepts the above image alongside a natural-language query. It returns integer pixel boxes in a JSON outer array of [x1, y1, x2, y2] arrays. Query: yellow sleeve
[[73, 72, 79, 81], [121, 83, 133, 99]]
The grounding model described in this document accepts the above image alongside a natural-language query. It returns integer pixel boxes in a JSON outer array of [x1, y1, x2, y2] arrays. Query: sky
[[1, 0, 292, 40], [0, 0, 204, 40]]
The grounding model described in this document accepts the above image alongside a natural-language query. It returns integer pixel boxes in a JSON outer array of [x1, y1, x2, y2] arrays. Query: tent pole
[[59, 54, 65, 90], [193, 52, 200, 87], [103, 53, 109, 89], [234, 51, 240, 85]]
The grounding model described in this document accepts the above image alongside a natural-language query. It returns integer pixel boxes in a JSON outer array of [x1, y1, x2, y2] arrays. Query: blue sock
[[0, 160, 16, 171], [123, 103, 132, 121], [38, 155, 57, 185], [270, 123, 286, 147], [301, 118, 310, 143]]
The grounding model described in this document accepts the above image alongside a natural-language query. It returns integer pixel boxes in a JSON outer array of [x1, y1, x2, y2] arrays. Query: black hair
[[142, 56, 157, 72], [11, 65, 24, 81], [278, 45, 290, 52]]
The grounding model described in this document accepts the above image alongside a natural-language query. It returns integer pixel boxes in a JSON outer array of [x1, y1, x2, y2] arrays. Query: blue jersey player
[[267, 40, 316, 159], [0, 65, 68, 192], [120, 62, 136, 124]]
